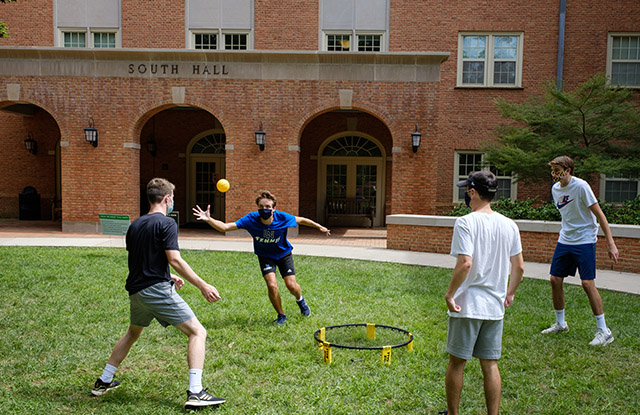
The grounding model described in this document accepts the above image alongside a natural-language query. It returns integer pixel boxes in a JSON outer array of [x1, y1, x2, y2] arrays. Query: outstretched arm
[[296, 216, 331, 236], [589, 202, 619, 263], [192, 204, 238, 233]]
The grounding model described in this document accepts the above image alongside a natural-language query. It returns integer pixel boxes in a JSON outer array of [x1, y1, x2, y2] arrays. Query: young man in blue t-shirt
[[193, 190, 330, 325]]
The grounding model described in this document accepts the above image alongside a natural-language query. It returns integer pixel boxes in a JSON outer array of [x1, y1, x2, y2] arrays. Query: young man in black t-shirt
[[91, 178, 225, 409]]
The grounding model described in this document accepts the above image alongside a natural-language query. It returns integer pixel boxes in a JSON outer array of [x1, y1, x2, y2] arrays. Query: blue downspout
[[556, 0, 567, 90]]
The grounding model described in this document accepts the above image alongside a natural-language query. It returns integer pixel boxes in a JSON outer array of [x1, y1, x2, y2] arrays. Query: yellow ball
[[216, 178, 230, 193]]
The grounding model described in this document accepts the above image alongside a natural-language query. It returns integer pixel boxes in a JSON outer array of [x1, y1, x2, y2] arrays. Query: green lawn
[[0, 246, 638, 414]]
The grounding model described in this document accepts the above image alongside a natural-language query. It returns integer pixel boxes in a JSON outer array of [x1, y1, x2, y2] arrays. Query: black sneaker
[[296, 297, 311, 316], [91, 377, 121, 396], [274, 314, 287, 326], [185, 388, 226, 408]]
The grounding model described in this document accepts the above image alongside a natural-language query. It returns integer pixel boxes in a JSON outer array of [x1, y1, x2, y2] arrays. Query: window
[[60, 29, 119, 48], [63, 31, 86, 48], [327, 34, 351, 51], [324, 32, 384, 52], [224, 33, 248, 50], [600, 175, 640, 203], [607, 34, 640, 88], [194, 33, 218, 50], [454, 152, 517, 202], [457, 33, 523, 87], [357, 34, 381, 52]]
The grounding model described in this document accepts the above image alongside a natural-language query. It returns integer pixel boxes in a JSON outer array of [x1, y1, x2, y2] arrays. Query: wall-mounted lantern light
[[411, 124, 422, 153], [255, 122, 266, 151], [84, 117, 98, 147], [24, 131, 37, 155], [147, 139, 157, 156]]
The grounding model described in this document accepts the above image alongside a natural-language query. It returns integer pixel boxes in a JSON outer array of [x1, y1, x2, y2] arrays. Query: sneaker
[[297, 297, 311, 316], [274, 314, 287, 326], [185, 388, 226, 408], [91, 378, 121, 396], [541, 322, 569, 334], [589, 328, 614, 346]]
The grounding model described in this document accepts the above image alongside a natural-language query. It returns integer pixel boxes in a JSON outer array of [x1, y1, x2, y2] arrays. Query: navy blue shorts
[[550, 242, 596, 280], [258, 253, 296, 278]]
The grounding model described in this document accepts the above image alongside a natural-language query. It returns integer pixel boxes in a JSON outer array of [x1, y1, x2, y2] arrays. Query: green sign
[[99, 214, 130, 236]]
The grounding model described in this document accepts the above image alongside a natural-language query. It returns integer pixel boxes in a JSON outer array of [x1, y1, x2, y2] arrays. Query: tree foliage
[[483, 74, 640, 182], [0, 0, 17, 39]]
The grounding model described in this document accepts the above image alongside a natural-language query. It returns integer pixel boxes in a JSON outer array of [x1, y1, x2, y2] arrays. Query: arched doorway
[[186, 130, 226, 222], [317, 133, 386, 227]]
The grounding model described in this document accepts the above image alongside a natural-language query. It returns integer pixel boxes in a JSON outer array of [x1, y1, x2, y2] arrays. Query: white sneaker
[[541, 322, 569, 334], [589, 329, 614, 346]]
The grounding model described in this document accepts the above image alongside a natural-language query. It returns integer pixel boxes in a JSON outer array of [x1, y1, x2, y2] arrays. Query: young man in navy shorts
[[193, 190, 330, 325], [542, 156, 619, 346]]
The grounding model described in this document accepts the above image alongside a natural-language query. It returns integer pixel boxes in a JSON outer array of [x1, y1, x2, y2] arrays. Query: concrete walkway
[[0, 221, 638, 295]]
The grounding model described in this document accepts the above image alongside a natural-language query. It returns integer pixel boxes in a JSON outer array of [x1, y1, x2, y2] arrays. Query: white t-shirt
[[551, 176, 599, 245], [449, 211, 522, 320]]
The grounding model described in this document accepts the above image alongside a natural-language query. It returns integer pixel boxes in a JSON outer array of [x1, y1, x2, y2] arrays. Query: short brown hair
[[548, 156, 574, 174], [255, 190, 277, 207], [147, 178, 175, 204]]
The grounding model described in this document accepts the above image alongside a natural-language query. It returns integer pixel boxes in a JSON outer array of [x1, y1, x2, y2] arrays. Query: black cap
[[456, 171, 498, 193]]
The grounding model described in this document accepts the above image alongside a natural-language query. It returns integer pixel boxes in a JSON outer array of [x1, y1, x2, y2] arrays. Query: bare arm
[[192, 204, 238, 233], [296, 216, 331, 236], [445, 254, 472, 313], [504, 253, 524, 308], [166, 249, 221, 302], [589, 202, 619, 263]]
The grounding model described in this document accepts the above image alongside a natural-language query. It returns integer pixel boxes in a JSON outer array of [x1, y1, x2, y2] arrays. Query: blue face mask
[[258, 208, 273, 220], [464, 192, 471, 208], [167, 198, 174, 215]]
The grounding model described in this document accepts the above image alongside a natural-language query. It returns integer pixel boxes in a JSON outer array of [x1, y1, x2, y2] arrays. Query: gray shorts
[[446, 317, 503, 360], [129, 281, 196, 327]]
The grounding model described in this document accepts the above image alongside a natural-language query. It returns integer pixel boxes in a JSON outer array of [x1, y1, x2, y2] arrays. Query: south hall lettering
[[127, 63, 229, 76]]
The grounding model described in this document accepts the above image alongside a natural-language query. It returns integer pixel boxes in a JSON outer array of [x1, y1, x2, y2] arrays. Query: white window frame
[[606, 33, 640, 89], [453, 151, 517, 203], [457, 32, 523, 88], [57, 28, 120, 48], [188, 29, 251, 50], [323, 30, 386, 52], [599, 174, 640, 204]]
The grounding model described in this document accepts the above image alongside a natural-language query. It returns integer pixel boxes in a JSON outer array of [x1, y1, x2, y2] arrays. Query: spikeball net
[[314, 323, 414, 364]]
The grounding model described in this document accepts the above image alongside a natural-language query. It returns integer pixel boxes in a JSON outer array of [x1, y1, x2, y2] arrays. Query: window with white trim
[[457, 33, 523, 87], [324, 31, 384, 52], [60, 29, 119, 48], [600, 175, 640, 203], [607, 34, 640, 88], [189, 31, 250, 50], [454, 152, 517, 202]]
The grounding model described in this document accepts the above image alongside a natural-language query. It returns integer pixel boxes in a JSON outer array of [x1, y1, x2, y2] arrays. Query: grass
[[0, 246, 638, 414]]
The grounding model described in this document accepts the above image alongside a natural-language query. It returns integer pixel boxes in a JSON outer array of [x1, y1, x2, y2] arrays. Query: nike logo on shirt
[[556, 195, 574, 209]]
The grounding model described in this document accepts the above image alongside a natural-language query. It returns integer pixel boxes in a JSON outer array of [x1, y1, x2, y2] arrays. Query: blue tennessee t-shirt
[[235, 210, 297, 260]]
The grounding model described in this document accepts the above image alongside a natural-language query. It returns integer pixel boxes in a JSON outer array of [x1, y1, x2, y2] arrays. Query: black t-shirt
[[125, 212, 180, 295]]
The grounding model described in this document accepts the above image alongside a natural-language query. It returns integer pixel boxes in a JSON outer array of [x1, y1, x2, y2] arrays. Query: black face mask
[[258, 208, 273, 220], [464, 192, 471, 208]]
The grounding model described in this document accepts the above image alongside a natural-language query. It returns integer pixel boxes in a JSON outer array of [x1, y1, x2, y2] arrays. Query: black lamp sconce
[[255, 122, 266, 151], [411, 124, 422, 153], [84, 117, 98, 147], [24, 131, 37, 155], [147, 139, 157, 157]]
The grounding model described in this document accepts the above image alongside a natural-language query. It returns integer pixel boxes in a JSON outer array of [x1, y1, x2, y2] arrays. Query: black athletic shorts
[[258, 253, 296, 278]]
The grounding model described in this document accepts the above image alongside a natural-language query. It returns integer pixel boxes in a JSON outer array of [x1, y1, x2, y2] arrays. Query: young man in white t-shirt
[[444, 171, 524, 415], [542, 156, 619, 346]]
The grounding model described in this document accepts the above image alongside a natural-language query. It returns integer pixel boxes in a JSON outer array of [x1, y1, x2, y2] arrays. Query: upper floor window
[[60, 29, 119, 48], [457, 33, 523, 88], [56, 0, 120, 48], [190, 31, 249, 50], [188, 0, 252, 50], [600, 175, 639, 203], [93, 32, 116, 48], [454, 151, 517, 202], [607, 34, 640, 88], [63, 31, 86, 48], [194, 33, 218, 50], [320, 0, 388, 52], [224, 33, 248, 50]]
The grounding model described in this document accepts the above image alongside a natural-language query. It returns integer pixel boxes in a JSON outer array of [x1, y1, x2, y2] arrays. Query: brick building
[[0, 0, 638, 232]]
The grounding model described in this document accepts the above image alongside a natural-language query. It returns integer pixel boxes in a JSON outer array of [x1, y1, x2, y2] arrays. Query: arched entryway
[[186, 130, 226, 223]]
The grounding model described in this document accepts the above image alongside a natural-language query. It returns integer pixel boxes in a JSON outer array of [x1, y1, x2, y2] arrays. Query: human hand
[[504, 294, 515, 308], [201, 283, 221, 303], [445, 296, 461, 313], [192, 205, 211, 222], [319, 226, 331, 236], [170, 274, 184, 289], [608, 243, 619, 263]]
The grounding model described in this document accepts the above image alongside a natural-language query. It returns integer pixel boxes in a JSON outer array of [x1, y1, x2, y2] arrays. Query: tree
[[483, 74, 640, 182], [1, 0, 17, 39]]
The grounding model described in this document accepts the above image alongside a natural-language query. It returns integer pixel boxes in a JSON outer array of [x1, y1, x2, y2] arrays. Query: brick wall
[[387, 218, 640, 274]]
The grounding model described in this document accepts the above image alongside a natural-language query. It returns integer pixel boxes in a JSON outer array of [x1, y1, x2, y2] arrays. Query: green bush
[[447, 196, 640, 225]]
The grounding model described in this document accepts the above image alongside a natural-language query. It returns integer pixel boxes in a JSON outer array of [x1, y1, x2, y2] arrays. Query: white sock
[[188, 369, 203, 393], [595, 314, 609, 333], [554, 309, 566, 326], [296, 295, 304, 302], [100, 363, 117, 383]]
